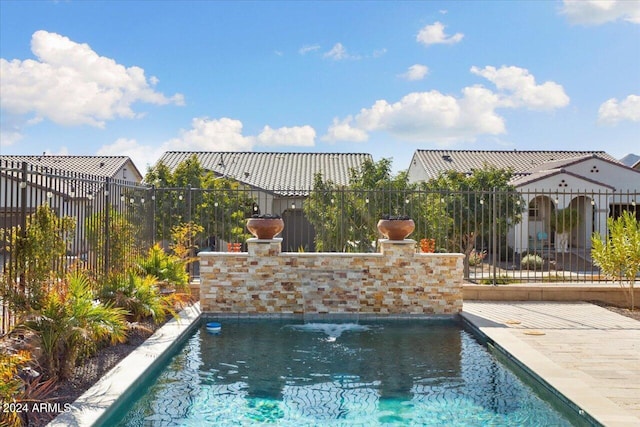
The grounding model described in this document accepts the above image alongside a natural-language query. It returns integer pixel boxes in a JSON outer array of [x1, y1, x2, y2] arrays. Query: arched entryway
[[527, 195, 555, 249]]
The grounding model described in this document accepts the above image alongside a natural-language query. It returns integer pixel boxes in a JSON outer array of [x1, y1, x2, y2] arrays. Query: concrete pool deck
[[462, 301, 640, 427]]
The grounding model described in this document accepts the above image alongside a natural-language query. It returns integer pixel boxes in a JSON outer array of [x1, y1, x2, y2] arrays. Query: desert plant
[[591, 211, 640, 310], [170, 221, 204, 261], [22, 271, 128, 379], [0, 350, 31, 427], [0, 203, 75, 315], [521, 253, 544, 270], [468, 249, 487, 266], [99, 271, 178, 323], [0, 349, 57, 427], [137, 244, 189, 291], [85, 207, 137, 274]]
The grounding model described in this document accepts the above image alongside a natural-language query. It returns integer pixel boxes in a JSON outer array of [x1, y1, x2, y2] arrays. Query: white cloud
[[399, 64, 429, 81], [372, 48, 388, 58], [324, 65, 568, 144], [323, 42, 361, 60], [322, 117, 369, 142], [0, 30, 184, 128], [561, 0, 640, 25], [324, 43, 349, 60], [164, 117, 254, 152], [255, 125, 316, 147], [416, 21, 464, 46], [299, 45, 321, 55], [470, 66, 570, 110], [97, 138, 160, 171], [598, 94, 640, 124], [101, 117, 318, 170], [0, 128, 23, 147]]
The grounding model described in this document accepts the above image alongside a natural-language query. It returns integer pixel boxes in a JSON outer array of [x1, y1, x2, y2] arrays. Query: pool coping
[[461, 303, 640, 427], [47, 303, 201, 427]]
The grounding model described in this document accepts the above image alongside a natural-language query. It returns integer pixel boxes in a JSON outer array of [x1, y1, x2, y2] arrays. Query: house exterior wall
[[407, 158, 429, 183], [113, 160, 143, 182], [199, 239, 463, 317], [562, 158, 640, 193]]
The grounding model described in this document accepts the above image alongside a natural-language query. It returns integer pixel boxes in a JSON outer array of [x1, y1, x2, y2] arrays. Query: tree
[[145, 155, 255, 246], [1, 204, 76, 314], [420, 164, 524, 277], [304, 158, 418, 252], [591, 211, 640, 310], [86, 207, 136, 275]]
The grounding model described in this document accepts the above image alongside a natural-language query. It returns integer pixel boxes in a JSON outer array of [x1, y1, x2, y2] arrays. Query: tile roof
[[0, 155, 141, 180], [156, 151, 373, 196], [410, 150, 620, 180]]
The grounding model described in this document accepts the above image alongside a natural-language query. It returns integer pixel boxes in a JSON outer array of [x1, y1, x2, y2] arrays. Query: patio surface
[[462, 301, 640, 427]]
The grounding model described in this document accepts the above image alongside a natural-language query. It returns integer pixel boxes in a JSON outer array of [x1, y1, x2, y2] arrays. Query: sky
[[1, 0, 639, 174]]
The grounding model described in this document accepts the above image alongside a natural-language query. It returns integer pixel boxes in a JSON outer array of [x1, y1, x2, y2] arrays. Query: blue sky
[[1, 1, 639, 173]]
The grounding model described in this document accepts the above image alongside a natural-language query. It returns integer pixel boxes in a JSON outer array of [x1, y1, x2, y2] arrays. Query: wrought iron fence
[[0, 160, 154, 334], [2, 159, 639, 334]]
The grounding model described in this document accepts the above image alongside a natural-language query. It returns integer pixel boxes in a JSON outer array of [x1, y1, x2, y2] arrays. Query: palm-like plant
[[99, 271, 177, 323], [137, 243, 189, 292], [23, 271, 128, 379]]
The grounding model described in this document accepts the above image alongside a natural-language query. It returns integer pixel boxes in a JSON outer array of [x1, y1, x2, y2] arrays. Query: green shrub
[[592, 211, 640, 310], [137, 243, 189, 291], [478, 275, 516, 285], [521, 254, 544, 270], [0, 204, 75, 315], [23, 271, 128, 380], [468, 249, 486, 266], [99, 271, 177, 324]]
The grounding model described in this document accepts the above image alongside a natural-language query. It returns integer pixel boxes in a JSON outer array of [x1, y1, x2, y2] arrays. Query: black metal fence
[[2, 160, 639, 334]]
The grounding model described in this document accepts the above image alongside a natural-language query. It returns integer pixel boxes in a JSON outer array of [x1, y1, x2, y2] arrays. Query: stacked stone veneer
[[199, 238, 464, 317]]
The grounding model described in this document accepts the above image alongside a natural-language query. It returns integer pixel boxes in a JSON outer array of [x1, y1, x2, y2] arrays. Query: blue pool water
[[113, 320, 574, 426]]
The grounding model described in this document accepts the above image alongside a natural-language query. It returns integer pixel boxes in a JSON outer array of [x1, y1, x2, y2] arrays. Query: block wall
[[199, 239, 464, 316]]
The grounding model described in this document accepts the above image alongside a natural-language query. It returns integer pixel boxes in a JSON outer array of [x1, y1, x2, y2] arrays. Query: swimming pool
[[109, 319, 575, 426]]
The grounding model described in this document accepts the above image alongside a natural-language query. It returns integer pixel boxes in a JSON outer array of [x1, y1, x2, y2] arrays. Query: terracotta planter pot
[[246, 218, 284, 239], [377, 219, 415, 240]]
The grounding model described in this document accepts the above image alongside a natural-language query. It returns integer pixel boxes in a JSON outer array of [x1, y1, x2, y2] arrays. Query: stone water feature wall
[[199, 239, 464, 317]]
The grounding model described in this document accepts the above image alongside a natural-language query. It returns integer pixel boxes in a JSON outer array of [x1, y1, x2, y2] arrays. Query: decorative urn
[[246, 214, 284, 239], [377, 215, 415, 240]]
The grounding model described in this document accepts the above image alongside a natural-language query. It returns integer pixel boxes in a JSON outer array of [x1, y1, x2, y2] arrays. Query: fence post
[[492, 187, 497, 286], [151, 185, 157, 245], [187, 186, 193, 279], [104, 177, 111, 276], [18, 162, 28, 294]]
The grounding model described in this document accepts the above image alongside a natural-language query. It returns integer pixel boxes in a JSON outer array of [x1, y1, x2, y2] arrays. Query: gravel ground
[[592, 302, 640, 322], [14, 321, 160, 427]]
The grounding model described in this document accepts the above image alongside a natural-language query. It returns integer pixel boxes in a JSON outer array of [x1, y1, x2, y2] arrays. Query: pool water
[[113, 320, 573, 426]]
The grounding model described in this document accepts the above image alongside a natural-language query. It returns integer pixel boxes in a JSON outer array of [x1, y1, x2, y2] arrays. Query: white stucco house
[[407, 150, 640, 254]]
